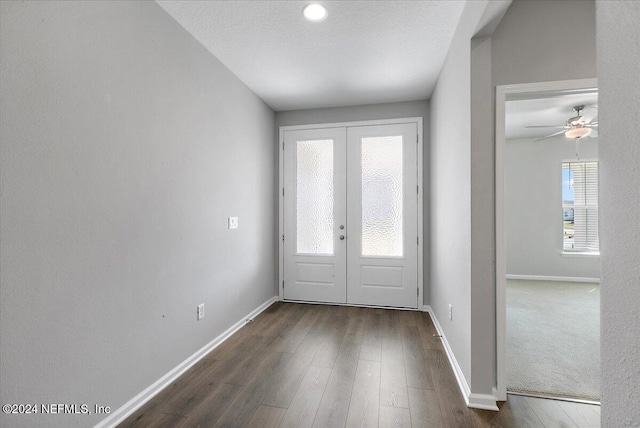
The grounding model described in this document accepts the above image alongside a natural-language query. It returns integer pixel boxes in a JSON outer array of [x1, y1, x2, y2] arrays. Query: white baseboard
[[468, 392, 501, 411], [95, 296, 279, 428], [424, 305, 499, 412], [506, 274, 600, 283]]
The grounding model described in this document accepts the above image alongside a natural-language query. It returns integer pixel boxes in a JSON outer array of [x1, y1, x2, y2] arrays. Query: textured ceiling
[[156, 1, 466, 111], [506, 91, 599, 140]]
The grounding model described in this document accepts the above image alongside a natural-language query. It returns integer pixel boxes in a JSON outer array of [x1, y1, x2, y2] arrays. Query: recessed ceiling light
[[303, 3, 328, 22]]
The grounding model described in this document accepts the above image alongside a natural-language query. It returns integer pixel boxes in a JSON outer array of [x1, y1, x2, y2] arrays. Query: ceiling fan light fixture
[[565, 127, 592, 139], [303, 3, 328, 22]]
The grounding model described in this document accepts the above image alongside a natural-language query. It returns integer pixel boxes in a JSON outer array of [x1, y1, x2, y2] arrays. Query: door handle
[[339, 235, 345, 240]]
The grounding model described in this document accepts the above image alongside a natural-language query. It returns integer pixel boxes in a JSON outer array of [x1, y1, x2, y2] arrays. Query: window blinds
[[563, 161, 599, 252]]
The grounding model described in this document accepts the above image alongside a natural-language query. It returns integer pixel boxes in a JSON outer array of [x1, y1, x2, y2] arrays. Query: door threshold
[[507, 390, 600, 406], [281, 299, 419, 311]]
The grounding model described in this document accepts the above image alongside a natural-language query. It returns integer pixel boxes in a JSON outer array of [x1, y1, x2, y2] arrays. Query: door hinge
[[282, 280, 284, 289], [282, 188, 284, 196], [416, 135, 419, 144], [417, 185, 419, 194], [417, 236, 419, 245], [417, 287, 419, 297], [282, 141, 285, 150]]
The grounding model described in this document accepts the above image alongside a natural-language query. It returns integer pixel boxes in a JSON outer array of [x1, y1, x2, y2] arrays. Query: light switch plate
[[197, 303, 204, 320], [228, 217, 238, 229]]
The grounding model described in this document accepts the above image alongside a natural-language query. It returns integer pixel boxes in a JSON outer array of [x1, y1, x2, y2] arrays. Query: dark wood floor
[[120, 302, 600, 427]]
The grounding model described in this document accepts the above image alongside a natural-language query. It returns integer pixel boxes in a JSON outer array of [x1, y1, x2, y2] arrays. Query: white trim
[[278, 117, 424, 309], [95, 296, 279, 428], [495, 78, 597, 98], [469, 393, 501, 411], [279, 117, 424, 132], [495, 78, 598, 403], [424, 306, 499, 411], [417, 118, 424, 309], [561, 252, 600, 258], [282, 299, 418, 311], [496, 83, 507, 402], [506, 274, 600, 283], [279, 124, 285, 301]]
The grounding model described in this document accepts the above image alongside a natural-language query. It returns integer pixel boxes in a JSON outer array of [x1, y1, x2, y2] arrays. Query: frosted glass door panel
[[361, 136, 403, 257], [346, 123, 418, 308], [296, 140, 334, 254], [283, 128, 347, 304]]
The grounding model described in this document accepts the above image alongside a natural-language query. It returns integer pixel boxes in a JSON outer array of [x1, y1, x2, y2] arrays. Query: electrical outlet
[[228, 217, 238, 229], [197, 303, 205, 320], [448, 304, 453, 321]]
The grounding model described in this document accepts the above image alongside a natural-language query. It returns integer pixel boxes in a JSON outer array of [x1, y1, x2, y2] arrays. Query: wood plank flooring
[[120, 302, 600, 427]]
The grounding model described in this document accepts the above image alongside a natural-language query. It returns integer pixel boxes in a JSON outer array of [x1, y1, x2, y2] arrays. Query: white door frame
[[278, 117, 424, 308], [495, 79, 598, 400]]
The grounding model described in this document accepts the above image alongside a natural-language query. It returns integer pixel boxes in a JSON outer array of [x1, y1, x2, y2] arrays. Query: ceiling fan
[[526, 105, 598, 142]]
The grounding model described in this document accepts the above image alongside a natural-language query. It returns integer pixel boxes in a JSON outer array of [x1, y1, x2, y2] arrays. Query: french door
[[282, 122, 419, 308]]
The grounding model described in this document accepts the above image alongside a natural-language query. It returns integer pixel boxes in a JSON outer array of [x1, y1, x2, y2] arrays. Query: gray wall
[[506, 137, 600, 279], [597, 1, 640, 425], [430, 0, 488, 392], [276, 100, 431, 305], [492, 0, 597, 86], [0, 2, 276, 427], [275, 100, 429, 128], [470, 34, 497, 395]]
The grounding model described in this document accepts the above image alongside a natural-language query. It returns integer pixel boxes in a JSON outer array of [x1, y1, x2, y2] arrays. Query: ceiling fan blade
[[589, 129, 599, 138], [525, 125, 567, 129], [534, 129, 567, 142]]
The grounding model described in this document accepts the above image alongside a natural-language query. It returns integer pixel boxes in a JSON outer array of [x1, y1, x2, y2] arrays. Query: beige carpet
[[506, 279, 600, 401]]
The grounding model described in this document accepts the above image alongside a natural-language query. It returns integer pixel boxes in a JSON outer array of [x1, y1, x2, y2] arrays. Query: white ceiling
[[156, 1, 467, 111], [506, 91, 599, 140]]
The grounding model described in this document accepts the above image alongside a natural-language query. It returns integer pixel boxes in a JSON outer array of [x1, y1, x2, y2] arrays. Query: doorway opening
[[496, 79, 600, 404]]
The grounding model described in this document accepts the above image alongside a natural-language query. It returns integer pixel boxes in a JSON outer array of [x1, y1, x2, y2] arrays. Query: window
[[562, 161, 599, 253]]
